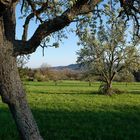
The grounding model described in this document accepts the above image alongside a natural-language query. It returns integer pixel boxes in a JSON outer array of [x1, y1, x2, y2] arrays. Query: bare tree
[[0, 0, 140, 139]]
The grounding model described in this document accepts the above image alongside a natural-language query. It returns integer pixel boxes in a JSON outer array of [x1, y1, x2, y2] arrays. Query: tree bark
[[106, 81, 112, 95], [0, 16, 43, 140]]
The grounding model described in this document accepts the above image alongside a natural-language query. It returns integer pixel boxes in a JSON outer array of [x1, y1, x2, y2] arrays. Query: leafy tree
[[77, 3, 140, 94], [17, 55, 30, 80], [114, 69, 133, 81], [0, 0, 140, 139], [77, 36, 140, 94]]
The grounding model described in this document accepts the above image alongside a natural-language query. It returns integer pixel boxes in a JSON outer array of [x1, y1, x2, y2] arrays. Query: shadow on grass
[[24, 82, 100, 88], [1, 105, 140, 140], [127, 90, 140, 94], [27, 88, 140, 95], [25, 84, 100, 88], [33, 106, 140, 140], [27, 90, 100, 95], [0, 107, 19, 140], [51, 84, 100, 88]]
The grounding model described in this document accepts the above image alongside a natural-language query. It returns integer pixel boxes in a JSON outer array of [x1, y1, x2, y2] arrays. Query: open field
[[0, 81, 140, 140]]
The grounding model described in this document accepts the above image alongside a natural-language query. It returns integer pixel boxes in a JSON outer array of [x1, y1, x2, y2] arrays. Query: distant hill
[[52, 64, 80, 71]]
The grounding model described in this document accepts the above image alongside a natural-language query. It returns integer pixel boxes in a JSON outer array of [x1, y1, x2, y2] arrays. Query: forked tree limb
[[13, 0, 101, 56], [13, 0, 140, 56]]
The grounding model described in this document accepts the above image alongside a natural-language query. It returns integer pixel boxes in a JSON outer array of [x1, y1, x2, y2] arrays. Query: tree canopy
[[77, 3, 140, 94], [1, 0, 140, 56]]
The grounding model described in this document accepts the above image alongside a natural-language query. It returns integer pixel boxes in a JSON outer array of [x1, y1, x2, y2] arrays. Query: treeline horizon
[[18, 66, 140, 82]]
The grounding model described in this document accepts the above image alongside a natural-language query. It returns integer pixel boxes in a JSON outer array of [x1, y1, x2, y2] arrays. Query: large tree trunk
[[0, 13, 43, 140], [99, 79, 113, 95]]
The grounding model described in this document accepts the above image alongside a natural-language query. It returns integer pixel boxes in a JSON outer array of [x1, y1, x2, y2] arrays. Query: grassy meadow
[[0, 81, 140, 140]]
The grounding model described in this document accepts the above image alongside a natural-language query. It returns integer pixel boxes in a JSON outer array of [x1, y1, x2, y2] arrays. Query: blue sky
[[16, 5, 81, 68], [25, 33, 81, 68]]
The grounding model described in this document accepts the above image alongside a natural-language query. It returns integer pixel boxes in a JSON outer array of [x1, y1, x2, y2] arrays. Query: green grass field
[[0, 81, 140, 140]]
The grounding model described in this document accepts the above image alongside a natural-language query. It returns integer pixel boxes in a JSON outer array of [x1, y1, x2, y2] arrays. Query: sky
[[25, 33, 81, 68], [16, 5, 81, 68], [15, 2, 134, 68]]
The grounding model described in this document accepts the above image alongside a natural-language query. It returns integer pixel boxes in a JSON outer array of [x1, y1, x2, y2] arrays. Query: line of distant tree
[[18, 64, 140, 83], [17, 56, 140, 83], [18, 65, 81, 82]]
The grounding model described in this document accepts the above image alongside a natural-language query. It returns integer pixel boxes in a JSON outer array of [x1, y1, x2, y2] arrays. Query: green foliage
[[18, 67, 29, 80], [21, 64, 82, 82], [115, 70, 135, 82], [77, 1, 140, 94], [34, 71, 47, 82], [0, 81, 140, 139]]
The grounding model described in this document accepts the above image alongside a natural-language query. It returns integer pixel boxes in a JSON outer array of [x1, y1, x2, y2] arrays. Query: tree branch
[[22, 1, 50, 41], [13, 0, 101, 56]]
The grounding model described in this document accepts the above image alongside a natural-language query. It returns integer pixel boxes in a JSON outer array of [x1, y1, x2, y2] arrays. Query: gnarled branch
[[14, 0, 101, 56]]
